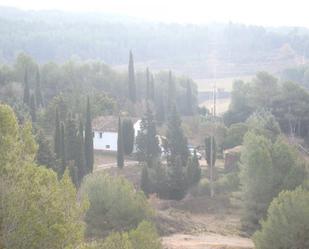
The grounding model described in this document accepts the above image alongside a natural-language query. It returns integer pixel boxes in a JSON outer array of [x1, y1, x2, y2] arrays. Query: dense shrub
[[253, 188, 309, 249], [81, 172, 153, 236]]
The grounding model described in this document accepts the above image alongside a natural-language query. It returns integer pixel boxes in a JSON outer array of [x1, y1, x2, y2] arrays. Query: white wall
[[93, 131, 118, 151]]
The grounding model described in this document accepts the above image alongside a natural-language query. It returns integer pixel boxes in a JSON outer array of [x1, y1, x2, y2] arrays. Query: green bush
[[214, 172, 240, 193], [86, 221, 162, 249], [253, 188, 309, 249], [81, 172, 153, 236]]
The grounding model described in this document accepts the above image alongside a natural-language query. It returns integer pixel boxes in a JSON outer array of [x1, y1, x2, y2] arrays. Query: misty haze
[[0, 1, 308, 249]]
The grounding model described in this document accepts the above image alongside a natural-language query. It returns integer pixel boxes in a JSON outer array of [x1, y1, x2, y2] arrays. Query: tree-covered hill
[[1, 7, 309, 77]]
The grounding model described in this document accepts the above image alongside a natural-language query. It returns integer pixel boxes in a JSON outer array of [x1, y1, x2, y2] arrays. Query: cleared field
[[195, 75, 253, 92]]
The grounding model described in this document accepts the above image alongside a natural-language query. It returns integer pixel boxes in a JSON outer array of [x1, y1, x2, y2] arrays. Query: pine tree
[[23, 68, 30, 106], [122, 118, 135, 155], [117, 117, 124, 168], [29, 94, 36, 122], [128, 50, 136, 103], [136, 105, 161, 167], [35, 67, 44, 108], [85, 97, 94, 173], [60, 122, 66, 175], [54, 109, 61, 158], [166, 106, 189, 166], [167, 70, 175, 112], [186, 80, 193, 115]]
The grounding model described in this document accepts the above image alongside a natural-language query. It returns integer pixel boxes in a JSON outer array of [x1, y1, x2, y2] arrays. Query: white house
[[92, 116, 140, 152]]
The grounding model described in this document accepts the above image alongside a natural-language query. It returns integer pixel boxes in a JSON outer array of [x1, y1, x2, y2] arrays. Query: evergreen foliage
[[128, 50, 136, 103], [186, 151, 201, 186], [166, 106, 188, 166], [23, 68, 30, 106], [117, 117, 124, 168], [167, 70, 175, 112], [240, 130, 307, 234], [136, 106, 161, 166], [85, 97, 94, 173], [35, 67, 44, 108], [253, 188, 309, 249], [122, 118, 135, 155], [81, 172, 152, 236], [54, 109, 61, 158], [29, 93, 36, 122], [186, 80, 193, 115]]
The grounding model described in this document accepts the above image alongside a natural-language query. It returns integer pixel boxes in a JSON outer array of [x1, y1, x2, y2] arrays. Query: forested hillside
[[1, 7, 309, 77]]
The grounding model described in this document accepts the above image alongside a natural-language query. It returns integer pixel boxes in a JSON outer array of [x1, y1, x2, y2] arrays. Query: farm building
[[92, 116, 140, 152]]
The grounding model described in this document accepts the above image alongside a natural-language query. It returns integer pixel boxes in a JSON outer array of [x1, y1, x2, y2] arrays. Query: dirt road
[[162, 232, 254, 249]]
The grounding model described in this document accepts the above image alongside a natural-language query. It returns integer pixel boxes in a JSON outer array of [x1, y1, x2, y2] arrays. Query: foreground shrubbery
[[253, 188, 309, 249], [81, 172, 153, 236], [0, 104, 86, 249]]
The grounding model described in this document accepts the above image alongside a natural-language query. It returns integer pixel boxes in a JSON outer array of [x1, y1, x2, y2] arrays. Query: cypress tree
[[156, 95, 165, 124], [117, 117, 124, 169], [146, 67, 150, 100], [150, 73, 155, 101], [85, 97, 94, 173], [35, 67, 44, 108], [167, 70, 175, 112], [54, 109, 61, 158], [122, 118, 135, 155], [168, 155, 187, 200], [186, 80, 193, 115], [65, 113, 78, 162], [60, 122, 66, 175], [166, 105, 189, 166], [76, 119, 86, 185], [23, 68, 30, 106], [128, 50, 136, 103], [29, 94, 36, 122], [136, 105, 161, 167]]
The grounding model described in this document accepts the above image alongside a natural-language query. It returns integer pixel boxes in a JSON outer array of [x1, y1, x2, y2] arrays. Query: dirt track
[[162, 232, 254, 249]]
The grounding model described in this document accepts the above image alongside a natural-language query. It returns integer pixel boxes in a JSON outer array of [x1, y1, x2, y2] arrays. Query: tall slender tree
[[122, 118, 135, 155], [23, 68, 30, 106], [60, 122, 66, 175], [167, 70, 175, 112], [117, 117, 124, 168], [186, 80, 193, 115], [29, 94, 36, 122], [146, 67, 150, 100], [136, 105, 161, 167], [166, 105, 188, 166], [85, 97, 94, 173], [76, 119, 86, 184], [150, 73, 155, 101], [128, 50, 136, 103], [35, 67, 44, 108], [54, 109, 61, 158]]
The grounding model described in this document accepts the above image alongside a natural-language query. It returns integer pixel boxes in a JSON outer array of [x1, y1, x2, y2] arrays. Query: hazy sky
[[1, 0, 309, 27]]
